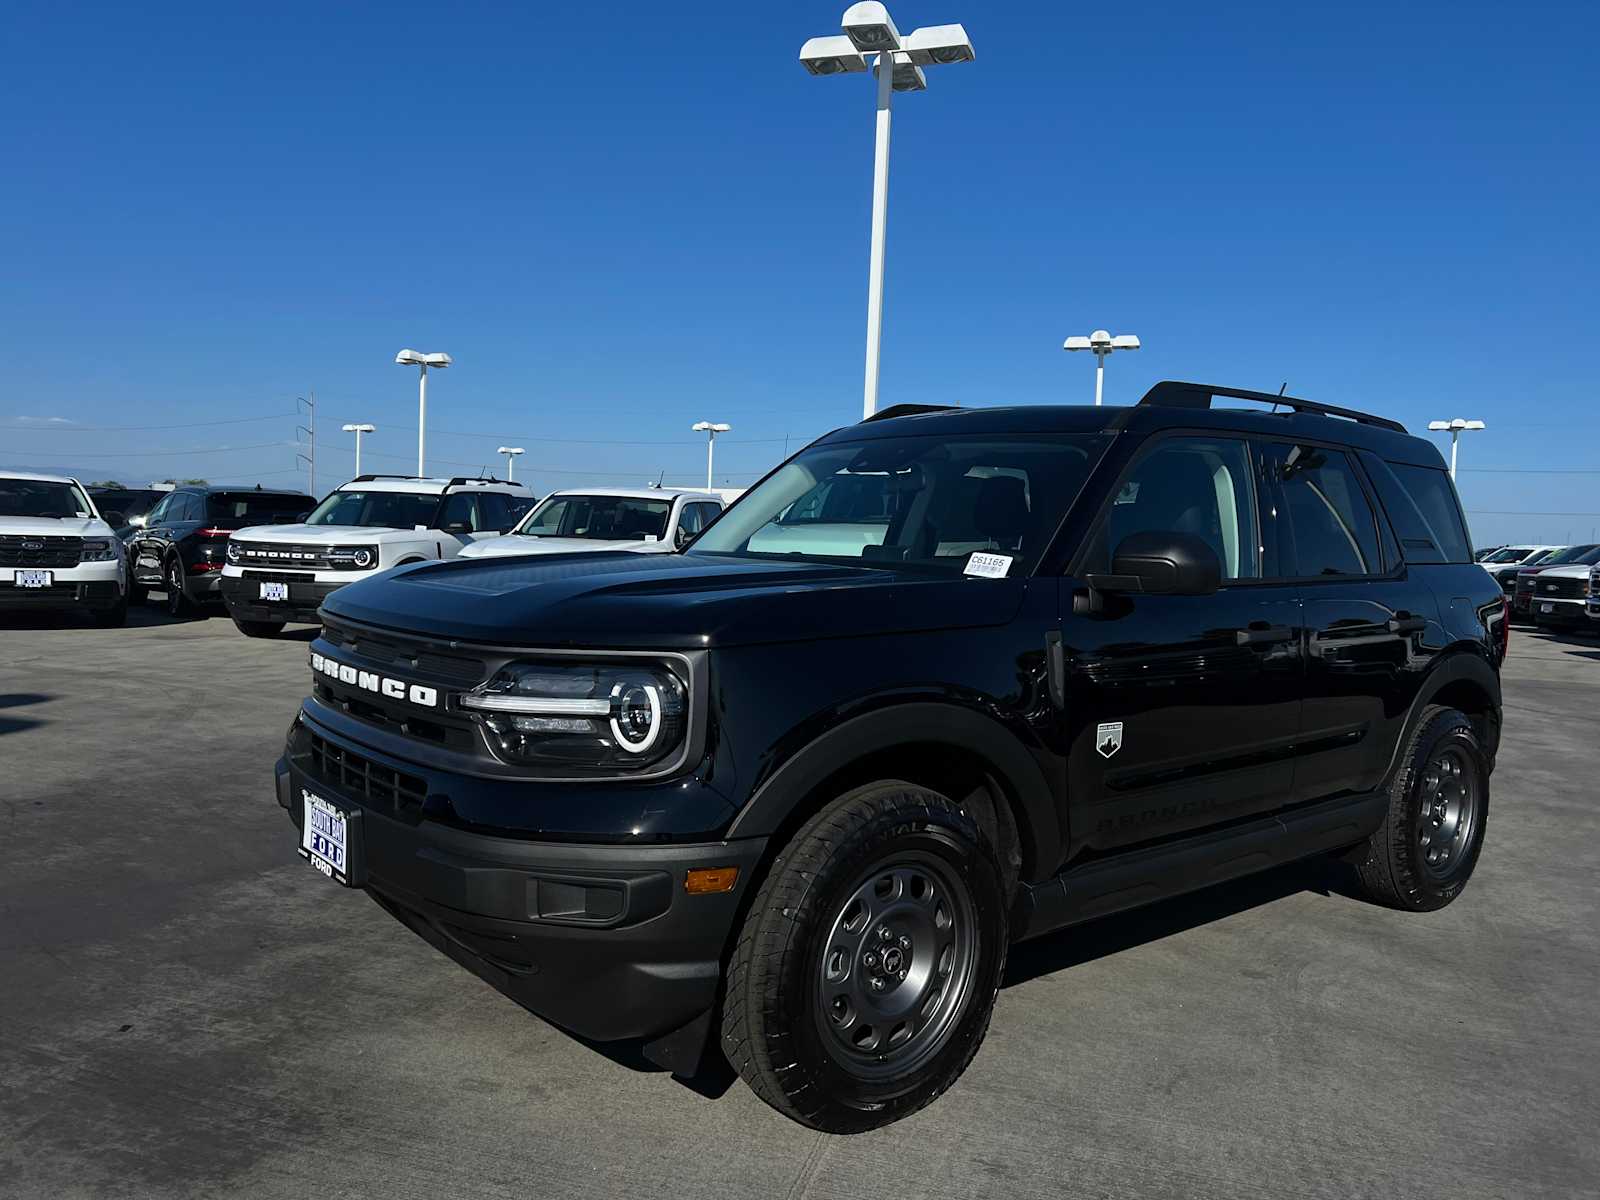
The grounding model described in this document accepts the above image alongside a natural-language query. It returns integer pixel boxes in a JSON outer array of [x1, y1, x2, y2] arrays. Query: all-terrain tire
[[1350, 705, 1488, 911], [720, 781, 1008, 1133]]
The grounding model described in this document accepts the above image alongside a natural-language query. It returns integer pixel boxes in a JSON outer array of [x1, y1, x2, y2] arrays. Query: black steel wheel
[[722, 781, 1007, 1133], [1352, 705, 1489, 911]]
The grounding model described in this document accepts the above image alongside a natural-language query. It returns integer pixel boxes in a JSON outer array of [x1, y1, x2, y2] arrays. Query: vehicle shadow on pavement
[[0, 691, 54, 735], [1002, 858, 1337, 989]]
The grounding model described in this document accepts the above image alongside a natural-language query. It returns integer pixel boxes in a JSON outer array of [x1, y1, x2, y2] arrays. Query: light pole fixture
[[395, 349, 452, 476], [692, 421, 731, 490], [341, 423, 375, 477], [1427, 418, 1486, 480], [1063, 330, 1140, 406], [497, 446, 525, 481], [800, 3, 975, 420]]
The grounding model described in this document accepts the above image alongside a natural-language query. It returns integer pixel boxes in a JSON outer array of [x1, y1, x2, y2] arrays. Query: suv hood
[[322, 551, 1025, 648], [459, 534, 670, 559], [233, 523, 426, 543], [0, 515, 115, 538], [1527, 563, 1592, 580]]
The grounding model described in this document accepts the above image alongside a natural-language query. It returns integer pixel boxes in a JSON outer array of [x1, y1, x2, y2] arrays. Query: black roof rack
[[444, 475, 515, 487], [349, 473, 422, 483], [861, 403, 960, 423], [1138, 381, 1407, 434]]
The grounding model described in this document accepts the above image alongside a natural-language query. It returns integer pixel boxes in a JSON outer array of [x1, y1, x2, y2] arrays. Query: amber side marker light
[[685, 867, 739, 895]]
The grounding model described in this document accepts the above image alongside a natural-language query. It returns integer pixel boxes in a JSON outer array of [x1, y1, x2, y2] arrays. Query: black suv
[[274, 383, 1504, 1132], [130, 485, 313, 616]]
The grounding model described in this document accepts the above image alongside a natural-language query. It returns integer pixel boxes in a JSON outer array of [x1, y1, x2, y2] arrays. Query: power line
[[1466, 509, 1600, 517], [2, 441, 289, 459], [0, 413, 296, 432]]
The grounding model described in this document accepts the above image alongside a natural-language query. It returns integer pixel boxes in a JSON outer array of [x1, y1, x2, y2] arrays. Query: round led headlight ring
[[226, 541, 241, 563], [609, 680, 663, 755], [352, 548, 374, 568]]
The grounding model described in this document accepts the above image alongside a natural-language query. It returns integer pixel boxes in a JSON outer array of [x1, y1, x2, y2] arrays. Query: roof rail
[[1138, 381, 1407, 434], [861, 403, 960, 423], [349, 473, 422, 483], [445, 475, 514, 487]]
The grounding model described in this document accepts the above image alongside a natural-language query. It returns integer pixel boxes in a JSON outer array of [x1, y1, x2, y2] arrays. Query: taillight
[[191, 561, 224, 572], [199, 527, 232, 538]]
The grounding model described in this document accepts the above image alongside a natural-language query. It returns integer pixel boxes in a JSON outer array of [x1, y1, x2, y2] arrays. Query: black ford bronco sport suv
[[275, 383, 1506, 1132]]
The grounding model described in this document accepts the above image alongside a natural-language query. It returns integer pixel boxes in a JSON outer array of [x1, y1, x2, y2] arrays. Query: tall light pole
[[341, 423, 375, 477], [497, 446, 525, 481], [1427, 418, 1486, 480], [395, 349, 451, 476], [1063, 330, 1140, 405], [692, 422, 731, 490], [800, 4, 975, 419]]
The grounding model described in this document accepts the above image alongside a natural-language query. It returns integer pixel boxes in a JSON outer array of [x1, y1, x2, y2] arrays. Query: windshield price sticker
[[965, 552, 1013, 579]]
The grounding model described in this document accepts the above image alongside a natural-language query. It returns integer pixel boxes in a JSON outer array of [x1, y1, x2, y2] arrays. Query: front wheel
[[1350, 705, 1489, 911], [720, 782, 1008, 1133], [164, 558, 193, 618]]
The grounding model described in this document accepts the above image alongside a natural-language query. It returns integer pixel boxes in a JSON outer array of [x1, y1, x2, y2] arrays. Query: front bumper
[[276, 719, 765, 1048], [221, 572, 345, 624], [0, 560, 123, 611], [1532, 596, 1593, 627]]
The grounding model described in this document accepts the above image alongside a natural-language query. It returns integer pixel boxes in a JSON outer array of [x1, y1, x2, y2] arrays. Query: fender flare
[[724, 702, 1062, 879], [1381, 649, 1502, 782]]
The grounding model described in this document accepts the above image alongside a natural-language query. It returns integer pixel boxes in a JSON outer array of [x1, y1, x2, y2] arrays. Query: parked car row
[[2, 469, 728, 634]]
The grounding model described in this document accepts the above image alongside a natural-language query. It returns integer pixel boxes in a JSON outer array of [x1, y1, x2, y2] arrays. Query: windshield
[[1534, 544, 1600, 567], [690, 433, 1109, 574], [1521, 549, 1556, 566], [304, 489, 440, 529], [90, 489, 164, 519], [514, 495, 673, 541], [209, 491, 313, 522], [0, 478, 94, 519], [1483, 547, 1528, 563]]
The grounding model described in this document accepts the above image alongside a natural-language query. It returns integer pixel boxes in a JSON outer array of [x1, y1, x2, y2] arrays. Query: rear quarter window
[[1389, 464, 1472, 563]]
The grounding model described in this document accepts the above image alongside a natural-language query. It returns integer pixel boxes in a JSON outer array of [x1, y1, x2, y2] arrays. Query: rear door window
[[1276, 445, 1383, 577]]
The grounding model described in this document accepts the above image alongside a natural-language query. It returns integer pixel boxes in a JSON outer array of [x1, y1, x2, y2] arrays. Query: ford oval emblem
[[21, 540, 43, 551]]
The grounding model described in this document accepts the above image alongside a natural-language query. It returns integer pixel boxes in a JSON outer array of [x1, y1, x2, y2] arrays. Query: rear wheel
[[231, 617, 284, 638], [164, 557, 195, 618], [720, 781, 1008, 1133], [1350, 705, 1488, 911]]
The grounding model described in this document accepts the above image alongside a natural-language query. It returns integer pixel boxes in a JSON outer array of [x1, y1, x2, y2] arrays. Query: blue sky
[[2, 0, 1595, 544]]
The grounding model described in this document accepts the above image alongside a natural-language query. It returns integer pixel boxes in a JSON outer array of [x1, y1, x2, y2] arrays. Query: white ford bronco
[[219, 474, 532, 637]]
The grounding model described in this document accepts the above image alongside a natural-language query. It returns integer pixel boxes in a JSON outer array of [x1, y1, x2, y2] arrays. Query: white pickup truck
[[0, 471, 130, 627], [219, 474, 533, 636]]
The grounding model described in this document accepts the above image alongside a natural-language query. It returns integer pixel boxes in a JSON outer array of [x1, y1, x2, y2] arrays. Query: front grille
[[233, 542, 371, 572], [0, 535, 83, 568], [1539, 576, 1586, 600], [307, 733, 427, 810]]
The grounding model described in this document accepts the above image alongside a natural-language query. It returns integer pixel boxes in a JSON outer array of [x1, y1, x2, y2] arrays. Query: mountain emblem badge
[[1096, 722, 1123, 759]]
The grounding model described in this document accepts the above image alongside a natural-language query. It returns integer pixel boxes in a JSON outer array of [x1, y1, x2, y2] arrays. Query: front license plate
[[260, 581, 290, 601], [300, 790, 352, 884], [1541, 603, 1554, 614], [15, 569, 51, 588]]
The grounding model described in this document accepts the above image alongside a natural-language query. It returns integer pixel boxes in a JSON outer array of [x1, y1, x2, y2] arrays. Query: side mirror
[[1091, 531, 1221, 597], [128, 514, 146, 529], [103, 511, 127, 529]]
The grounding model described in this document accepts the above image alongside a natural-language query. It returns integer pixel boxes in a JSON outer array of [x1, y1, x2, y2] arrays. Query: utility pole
[[296, 393, 317, 495]]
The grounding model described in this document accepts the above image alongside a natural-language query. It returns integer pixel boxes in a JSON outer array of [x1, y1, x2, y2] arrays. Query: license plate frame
[[299, 789, 360, 886], [260, 581, 290, 601], [15, 569, 52, 588]]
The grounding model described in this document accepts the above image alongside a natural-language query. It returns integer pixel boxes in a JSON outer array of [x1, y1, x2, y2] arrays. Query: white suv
[[457, 487, 725, 560], [219, 474, 532, 636], [0, 471, 129, 627]]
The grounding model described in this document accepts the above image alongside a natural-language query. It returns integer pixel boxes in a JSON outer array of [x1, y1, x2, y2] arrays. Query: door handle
[[1235, 623, 1295, 646], [1387, 614, 1426, 635]]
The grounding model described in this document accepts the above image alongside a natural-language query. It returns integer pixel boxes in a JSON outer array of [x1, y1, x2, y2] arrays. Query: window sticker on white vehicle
[[965, 552, 1013, 579], [643, 534, 658, 543]]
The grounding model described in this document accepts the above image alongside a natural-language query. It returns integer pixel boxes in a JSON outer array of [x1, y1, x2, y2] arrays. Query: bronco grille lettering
[[311, 651, 438, 708]]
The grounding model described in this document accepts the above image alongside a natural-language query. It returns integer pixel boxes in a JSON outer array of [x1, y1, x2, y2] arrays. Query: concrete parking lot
[[2, 604, 1597, 1200]]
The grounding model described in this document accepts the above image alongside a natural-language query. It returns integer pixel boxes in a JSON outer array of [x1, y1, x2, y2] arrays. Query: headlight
[[461, 661, 687, 770], [326, 545, 377, 570], [79, 539, 117, 562], [226, 540, 243, 563]]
